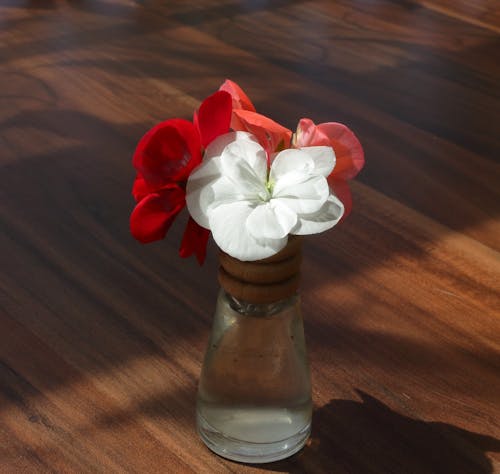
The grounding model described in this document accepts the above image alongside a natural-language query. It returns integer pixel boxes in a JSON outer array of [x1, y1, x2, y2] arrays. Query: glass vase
[[196, 237, 312, 463]]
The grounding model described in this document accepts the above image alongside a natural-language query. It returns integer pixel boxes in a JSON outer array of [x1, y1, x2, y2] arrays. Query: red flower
[[130, 183, 185, 243], [219, 79, 256, 113], [133, 118, 201, 186], [130, 90, 232, 264], [219, 79, 292, 156]]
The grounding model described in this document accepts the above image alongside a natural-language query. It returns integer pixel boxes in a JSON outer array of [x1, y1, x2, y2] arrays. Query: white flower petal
[[187, 132, 260, 229], [299, 146, 336, 177], [186, 155, 223, 228], [270, 149, 315, 183], [209, 201, 288, 261], [204, 131, 257, 160], [206, 176, 260, 208], [246, 201, 297, 240], [273, 175, 329, 214], [220, 139, 268, 196], [271, 170, 310, 196], [292, 194, 344, 235]]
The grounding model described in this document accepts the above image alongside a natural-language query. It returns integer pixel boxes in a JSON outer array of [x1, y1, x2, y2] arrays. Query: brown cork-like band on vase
[[218, 236, 302, 304], [219, 252, 302, 284]]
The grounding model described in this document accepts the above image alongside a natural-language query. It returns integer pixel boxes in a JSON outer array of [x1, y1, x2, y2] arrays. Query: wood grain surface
[[1, 1, 499, 473]]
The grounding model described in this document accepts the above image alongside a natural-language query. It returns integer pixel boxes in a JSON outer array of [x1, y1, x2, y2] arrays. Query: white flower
[[186, 132, 344, 261]]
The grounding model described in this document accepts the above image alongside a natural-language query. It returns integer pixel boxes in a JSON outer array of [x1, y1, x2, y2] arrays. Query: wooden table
[[1, 1, 499, 472]]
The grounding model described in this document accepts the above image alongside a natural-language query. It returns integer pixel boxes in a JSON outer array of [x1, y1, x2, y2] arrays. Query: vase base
[[197, 412, 311, 464]]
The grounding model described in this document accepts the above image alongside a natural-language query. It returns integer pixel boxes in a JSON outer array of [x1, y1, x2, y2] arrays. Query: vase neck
[[225, 290, 298, 317], [218, 236, 303, 305]]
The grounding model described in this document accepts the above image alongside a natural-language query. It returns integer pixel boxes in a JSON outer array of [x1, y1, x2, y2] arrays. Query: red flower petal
[[179, 216, 210, 265], [132, 174, 149, 202], [328, 177, 352, 221], [130, 184, 185, 243], [133, 118, 201, 187], [316, 122, 365, 180], [219, 79, 256, 112], [232, 109, 292, 154], [196, 90, 232, 148]]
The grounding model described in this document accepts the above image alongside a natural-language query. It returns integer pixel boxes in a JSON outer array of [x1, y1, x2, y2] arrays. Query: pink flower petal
[[295, 118, 330, 147], [317, 122, 365, 180], [328, 177, 352, 221], [295, 119, 365, 181]]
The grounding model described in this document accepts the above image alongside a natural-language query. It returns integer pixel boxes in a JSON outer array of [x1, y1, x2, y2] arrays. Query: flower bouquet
[[130, 80, 364, 463], [130, 80, 363, 263]]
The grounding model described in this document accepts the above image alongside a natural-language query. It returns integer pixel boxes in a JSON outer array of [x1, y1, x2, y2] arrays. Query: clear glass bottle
[[196, 288, 312, 463]]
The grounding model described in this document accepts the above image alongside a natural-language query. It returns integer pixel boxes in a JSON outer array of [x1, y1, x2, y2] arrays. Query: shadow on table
[[262, 390, 500, 474]]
